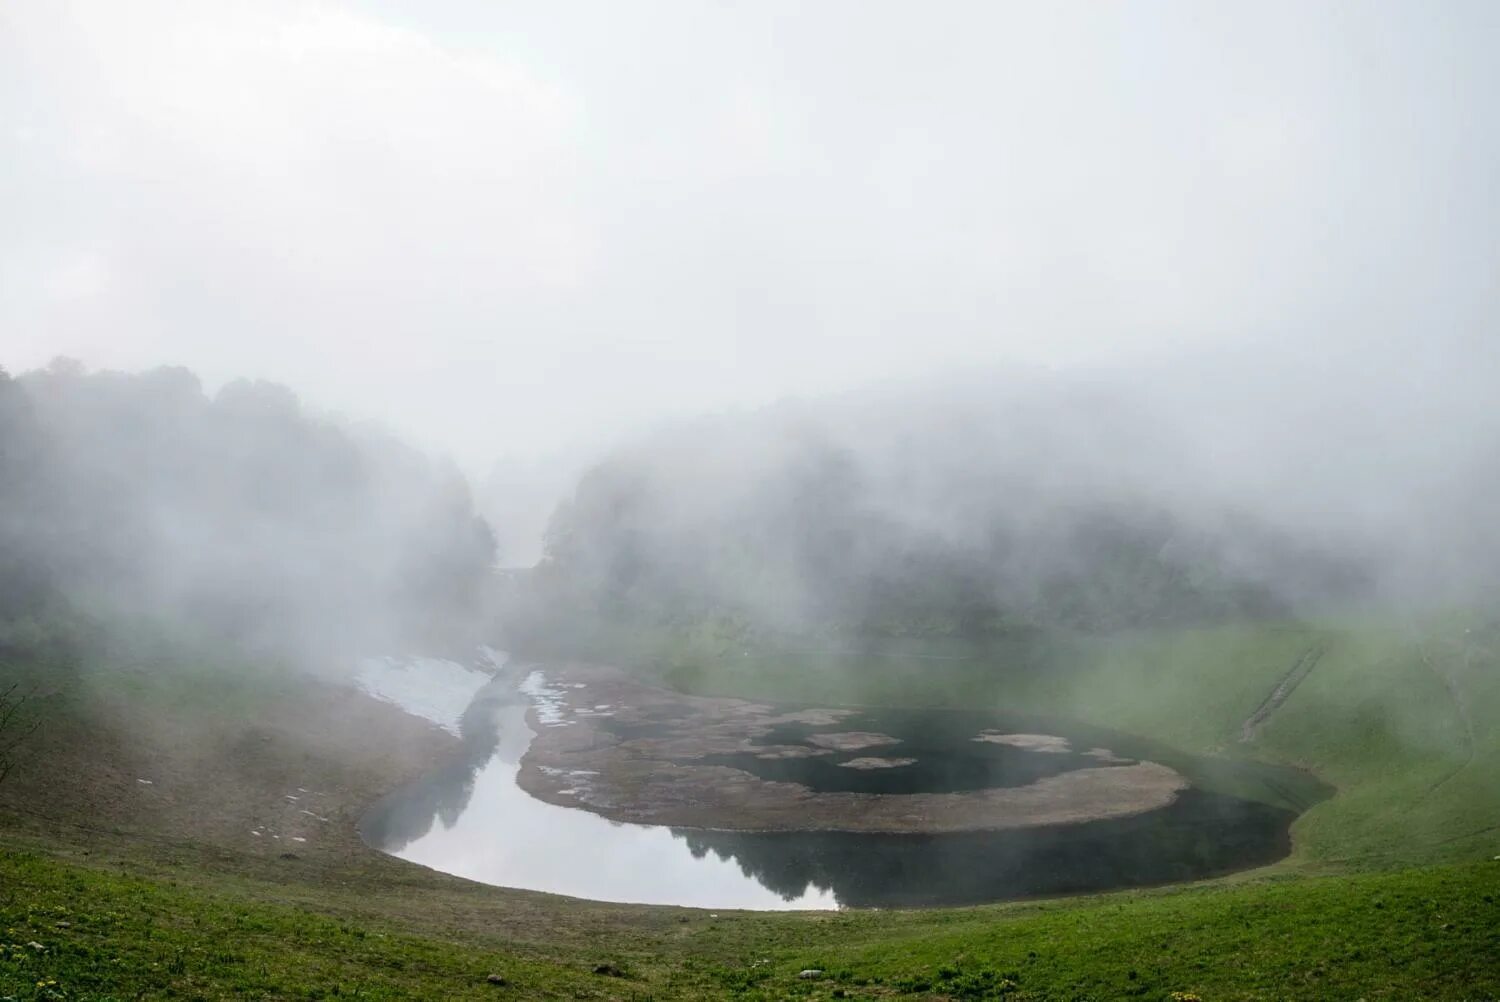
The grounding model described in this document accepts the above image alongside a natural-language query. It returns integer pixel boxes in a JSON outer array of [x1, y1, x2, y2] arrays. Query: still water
[[360, 665, 1324, 910]]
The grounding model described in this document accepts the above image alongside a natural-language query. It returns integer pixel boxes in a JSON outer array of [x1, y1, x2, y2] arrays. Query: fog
[[516, 352, 1500, 656], [6, 1, 1498, 474], [4, 2, 1500, 651], [7, 5, 1500, 937], [0, 362, 496, 664]]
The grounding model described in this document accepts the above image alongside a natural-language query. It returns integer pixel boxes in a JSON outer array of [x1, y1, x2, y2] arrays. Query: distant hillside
[[0, 360, 495, 659], [510, 378, 1375, 648]]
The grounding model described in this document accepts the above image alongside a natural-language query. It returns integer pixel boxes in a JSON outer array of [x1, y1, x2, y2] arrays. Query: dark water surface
[[362, 673, 1327, 909], [657, 708, 1146, 795]]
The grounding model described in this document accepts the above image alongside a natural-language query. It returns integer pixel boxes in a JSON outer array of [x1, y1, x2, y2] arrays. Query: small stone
[[799, 969, 824, 980]]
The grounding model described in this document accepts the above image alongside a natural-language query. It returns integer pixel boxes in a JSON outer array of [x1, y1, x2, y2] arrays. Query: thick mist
[[4, 1, 1499, 653], [519, 350, 1500, 648], [0, 360, 495, 664], [3, 6, 1500, 979], [5, 1, 1499, 471]]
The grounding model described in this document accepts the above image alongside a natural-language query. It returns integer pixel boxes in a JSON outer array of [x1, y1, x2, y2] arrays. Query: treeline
[[511, 385, 1371, 650], [0, 360, 495, 661]]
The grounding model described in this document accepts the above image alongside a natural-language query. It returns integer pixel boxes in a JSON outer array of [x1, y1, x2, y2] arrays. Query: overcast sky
[[4, 1, 1498, 472]]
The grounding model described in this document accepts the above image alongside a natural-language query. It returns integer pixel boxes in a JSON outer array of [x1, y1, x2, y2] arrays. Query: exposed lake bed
[[515, 662, 1190, 833], [360, 658, 1328, 909]]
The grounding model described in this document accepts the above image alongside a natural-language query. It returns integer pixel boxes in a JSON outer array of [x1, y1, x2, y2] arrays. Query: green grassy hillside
[[3, 845, 1497, 1000], [2, 614, 1498, 999]]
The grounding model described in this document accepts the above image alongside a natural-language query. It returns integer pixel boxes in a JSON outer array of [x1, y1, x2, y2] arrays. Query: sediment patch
[[514, 663, 1187, 833], [807, 731, 902, 752], [839, 757, 918, 770], [973, 732, 1072, 753]]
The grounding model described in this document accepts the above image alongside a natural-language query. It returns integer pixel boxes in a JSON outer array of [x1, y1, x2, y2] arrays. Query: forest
[[0, 360, 496, 661]]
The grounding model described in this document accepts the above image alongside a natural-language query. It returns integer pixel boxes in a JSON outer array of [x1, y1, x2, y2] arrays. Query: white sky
[[4, 1, 1498, 472]]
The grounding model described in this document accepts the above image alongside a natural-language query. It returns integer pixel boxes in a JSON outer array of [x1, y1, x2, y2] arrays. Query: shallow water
[[353, 651, 500, 736], [362, 667, 1324, 910], [376, 698, 839, 909], [663, 709, 1137, 795]]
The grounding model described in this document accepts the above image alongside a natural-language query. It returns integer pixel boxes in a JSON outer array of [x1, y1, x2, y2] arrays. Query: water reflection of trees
[[365, 680, 1309, 908], [360, 683, 512, 852], [672, 791, 1296, 908]]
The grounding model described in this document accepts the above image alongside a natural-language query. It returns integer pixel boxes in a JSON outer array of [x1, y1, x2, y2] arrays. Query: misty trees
[[513, 397, 1316, 650], [0, 367, 62, 636], [0, 360, 497, 659]]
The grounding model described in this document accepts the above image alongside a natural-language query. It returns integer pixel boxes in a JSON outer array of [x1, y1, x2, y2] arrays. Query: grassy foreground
[[2, 615, 1500, 999], [2, 842, 1497, 1000]]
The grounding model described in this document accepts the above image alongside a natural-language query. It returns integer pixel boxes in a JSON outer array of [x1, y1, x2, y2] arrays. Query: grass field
[[3, 843, 1497, 1000], [2, 614, 1499, 1000]]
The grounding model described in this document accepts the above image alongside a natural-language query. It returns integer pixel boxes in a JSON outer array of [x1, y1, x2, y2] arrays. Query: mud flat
[[514, 663, 1187, 834], [839, 757, 918, 769]]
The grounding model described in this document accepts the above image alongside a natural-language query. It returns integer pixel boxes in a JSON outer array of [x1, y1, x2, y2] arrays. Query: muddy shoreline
[[512, 663, 1188, 834]]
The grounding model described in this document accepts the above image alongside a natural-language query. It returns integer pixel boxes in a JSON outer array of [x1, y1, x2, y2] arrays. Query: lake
[[360, 660, 1325, 909]]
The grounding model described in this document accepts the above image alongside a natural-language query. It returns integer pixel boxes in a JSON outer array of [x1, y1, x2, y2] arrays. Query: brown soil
[[0, 657, 796, 964], [0, 662, 457, 863], [515, 663, 1187, 834]]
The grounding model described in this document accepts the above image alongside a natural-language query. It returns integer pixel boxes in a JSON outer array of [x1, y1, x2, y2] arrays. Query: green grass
[[2, 846, 1497, 1000], [3, 613, 1500, 998]]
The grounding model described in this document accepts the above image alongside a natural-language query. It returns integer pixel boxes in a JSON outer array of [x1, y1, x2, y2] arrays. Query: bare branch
[[0, 680, 39, 788]]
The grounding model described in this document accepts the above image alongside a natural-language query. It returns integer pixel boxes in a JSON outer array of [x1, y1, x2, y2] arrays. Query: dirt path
[[1415, 639, 1476, 800], [1240, 646, 1325, 743]]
